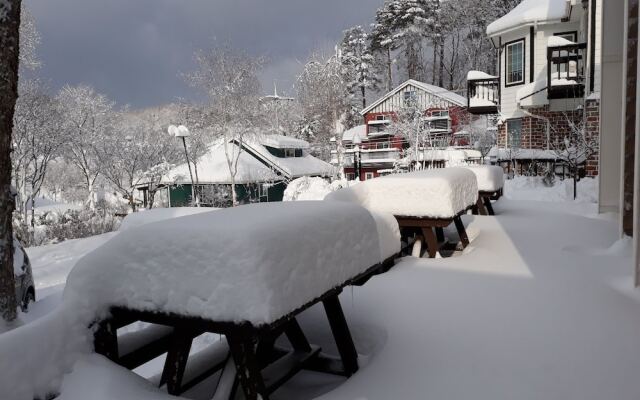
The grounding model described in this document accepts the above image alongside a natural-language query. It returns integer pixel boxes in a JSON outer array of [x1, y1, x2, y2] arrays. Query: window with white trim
[[365, 172, 375, 180], [507, 119, 522, 148], [505, 40, 525, 85]]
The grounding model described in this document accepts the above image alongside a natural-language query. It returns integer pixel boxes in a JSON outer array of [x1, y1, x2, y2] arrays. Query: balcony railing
[[466, 73, 500, 115], [546, 42, 587, 99]]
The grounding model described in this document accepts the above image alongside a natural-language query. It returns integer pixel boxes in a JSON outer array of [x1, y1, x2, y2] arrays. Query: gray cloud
[[26, 0, 381, 108]]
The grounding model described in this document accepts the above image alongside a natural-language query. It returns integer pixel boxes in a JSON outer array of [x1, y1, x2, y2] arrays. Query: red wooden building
[[336, 79, 472, 180]]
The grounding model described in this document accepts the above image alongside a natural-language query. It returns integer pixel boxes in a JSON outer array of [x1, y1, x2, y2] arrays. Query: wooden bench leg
[[284, 318, 312, 352], [93, 320, 118, 361], [227, 333, 267, 400], [322, 294, 358, 376], [160, 328, 193, 395], [483, 197, 495, 215], [453, 216, 470, 248], [422, 227, 439, 258], [435, 227, 445, 242], [476, 198, 488, 215]]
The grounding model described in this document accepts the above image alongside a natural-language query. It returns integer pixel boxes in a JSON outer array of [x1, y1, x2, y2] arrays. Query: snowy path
[[304, 200, 640, 400], [6, 199, 640, 399]]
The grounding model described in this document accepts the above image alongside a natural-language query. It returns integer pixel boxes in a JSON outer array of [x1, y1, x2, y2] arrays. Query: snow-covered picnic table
[[464, 165, 505, 215], [326, 167, 478, 258], [65, 201, 401, 400]]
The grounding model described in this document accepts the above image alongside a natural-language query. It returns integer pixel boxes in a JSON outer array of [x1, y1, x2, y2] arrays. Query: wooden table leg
[[453, 216, 470, 248], [227, 333, 267, 400], [483, 197, 495, 215], [435, 227, 445, 242], [422, 227, 439, 258], [284, 318, 312, 352], [160, 328, 193, 395], [476, 198, 488, 215], [93, 320, 119, 361], [322, 294, 358, 376]]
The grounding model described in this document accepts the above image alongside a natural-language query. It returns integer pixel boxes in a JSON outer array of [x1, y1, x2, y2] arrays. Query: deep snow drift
[[4, 177, 640, 400]]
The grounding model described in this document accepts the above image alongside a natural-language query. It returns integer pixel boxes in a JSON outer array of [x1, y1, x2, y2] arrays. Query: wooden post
[[160, 328, 194, 395], [435, 227, 445, 242], [453, 216, 470, 248], [227, 333, 267, 400], [322, 294, 359, 376], [422, 227, 439, 258], [483, 197, 495, 215], [93, 320, 119, 361]]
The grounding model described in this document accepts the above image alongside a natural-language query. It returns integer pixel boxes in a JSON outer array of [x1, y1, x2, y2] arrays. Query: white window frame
[[505, 40, 525, 86], [365, 172, 375, 180], [346, 173, 355, 181]]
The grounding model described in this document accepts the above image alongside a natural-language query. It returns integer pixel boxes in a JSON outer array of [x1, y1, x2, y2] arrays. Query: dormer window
[[403, 90, 417, 107], [505, 39, 525, 86]]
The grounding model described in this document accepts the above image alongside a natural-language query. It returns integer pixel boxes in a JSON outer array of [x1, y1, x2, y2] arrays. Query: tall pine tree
[[339, 26, 380, 110]]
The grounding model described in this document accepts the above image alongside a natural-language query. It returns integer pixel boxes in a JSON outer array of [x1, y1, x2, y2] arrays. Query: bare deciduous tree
[[56, 85, 115, 210], [185, 43, 266, 206]]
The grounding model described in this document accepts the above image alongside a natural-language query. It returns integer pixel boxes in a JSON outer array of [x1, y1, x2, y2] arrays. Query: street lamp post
[[168, 124, 198, 206], [353, 134, 362, 181]]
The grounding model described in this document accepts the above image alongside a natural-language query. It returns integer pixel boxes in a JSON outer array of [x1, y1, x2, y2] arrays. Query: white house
[[467, 0, 601, 176]]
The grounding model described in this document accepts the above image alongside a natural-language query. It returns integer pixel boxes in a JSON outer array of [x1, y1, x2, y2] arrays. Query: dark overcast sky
[[26, 0, 382, 109]]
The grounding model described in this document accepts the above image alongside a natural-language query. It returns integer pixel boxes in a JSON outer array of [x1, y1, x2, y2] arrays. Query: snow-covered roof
[[547, 36, 576, 47], [260, 134, 309, 150], [165, 142, 280, 185], [361, 79, 466, 115], [243, 139, 334, 179], [467, 71, 498, 80], [165, 135, 334, 184], [341, 125, 367, 143], [486, 0, 570, 37]]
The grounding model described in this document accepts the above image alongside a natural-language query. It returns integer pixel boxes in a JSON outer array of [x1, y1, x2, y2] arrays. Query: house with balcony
[[333, 79, 478, 180], [467, 0, 601, 176]]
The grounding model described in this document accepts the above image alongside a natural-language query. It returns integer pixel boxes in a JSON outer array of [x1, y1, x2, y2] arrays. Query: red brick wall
[[495, 102, 601, 176]]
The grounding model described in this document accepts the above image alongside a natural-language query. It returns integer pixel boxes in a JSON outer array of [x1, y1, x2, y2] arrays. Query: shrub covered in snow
[[283, 177, 353, 201]]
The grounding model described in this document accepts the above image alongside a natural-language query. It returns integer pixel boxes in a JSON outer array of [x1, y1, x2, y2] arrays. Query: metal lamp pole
[[353, 134, 362, 181], [169, 125, 198, 206]]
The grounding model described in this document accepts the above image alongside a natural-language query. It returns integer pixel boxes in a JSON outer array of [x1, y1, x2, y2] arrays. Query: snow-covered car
[[14, 236, 35, 312]]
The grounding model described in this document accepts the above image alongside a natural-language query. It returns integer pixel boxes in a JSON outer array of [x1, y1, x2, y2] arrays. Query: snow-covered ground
[[4, 176, 640, 400]]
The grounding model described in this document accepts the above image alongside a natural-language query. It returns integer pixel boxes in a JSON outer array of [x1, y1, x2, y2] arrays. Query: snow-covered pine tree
[[339, 26, 380, 110], [370, 1, 398, 91]]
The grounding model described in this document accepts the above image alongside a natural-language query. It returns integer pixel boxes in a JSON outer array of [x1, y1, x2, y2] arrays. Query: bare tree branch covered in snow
[[185, 42, 266, 206], [18, 4, 40, 71], [297, 50, 349, 168], [12, 79, 64, 236], [99, 111, 182, 211], [388, 101, 433, 170], [56, 85, 115, 211], [549, 114, 598, 200]]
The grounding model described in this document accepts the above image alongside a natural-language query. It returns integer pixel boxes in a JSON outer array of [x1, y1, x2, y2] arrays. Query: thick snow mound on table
[[64, 201, 400, 325], [326, 168, 478, 219], [119, 207, 217, 231], [464, 165, 504, 192]]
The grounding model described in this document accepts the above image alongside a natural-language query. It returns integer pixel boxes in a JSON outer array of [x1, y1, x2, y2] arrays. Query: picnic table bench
[[64, 201, 401, 400], [465, 165, 505, 216], [326, 167, 478, 258]]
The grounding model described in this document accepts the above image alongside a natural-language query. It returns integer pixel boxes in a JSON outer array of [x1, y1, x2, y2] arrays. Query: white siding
[[368, 83, 458, 114]]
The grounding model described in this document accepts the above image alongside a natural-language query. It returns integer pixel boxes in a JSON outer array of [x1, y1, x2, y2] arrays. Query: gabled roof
[[487, 0, 570, 37], [360, 79, 466, 115], [164, 134, 334, 185]]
